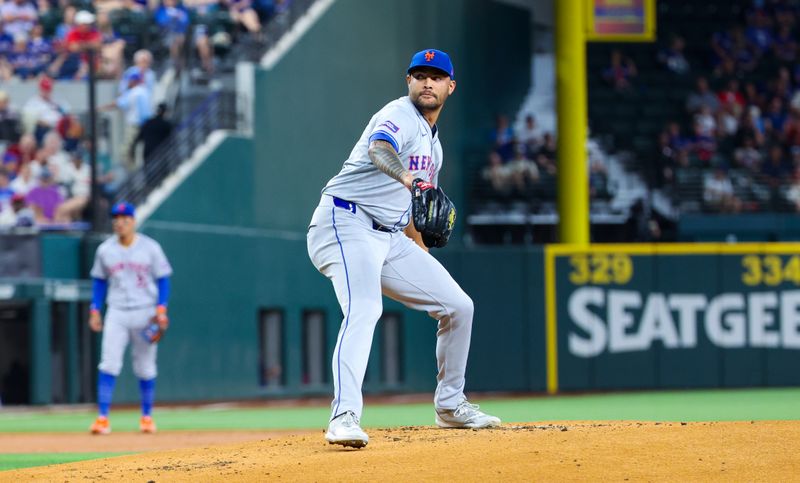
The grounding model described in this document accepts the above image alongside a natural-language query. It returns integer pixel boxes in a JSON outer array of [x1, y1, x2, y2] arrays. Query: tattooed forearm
[[369, 140, 410, 185]]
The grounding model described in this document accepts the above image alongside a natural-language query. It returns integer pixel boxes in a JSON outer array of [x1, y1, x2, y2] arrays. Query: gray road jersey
[[322, 96, 444, 228], [90, 234, 173, 309]]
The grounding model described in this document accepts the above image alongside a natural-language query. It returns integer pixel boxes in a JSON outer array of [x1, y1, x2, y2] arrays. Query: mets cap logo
[[425, 50, 435, 62]]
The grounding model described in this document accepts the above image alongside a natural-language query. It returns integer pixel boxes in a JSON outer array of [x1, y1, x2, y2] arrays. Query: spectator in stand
[[182, 0, 218, 76], [736, 106, 766, 147], [25, 166, 63, 223], [734, 136, 763, 171], [21, 76, 68, 145], [0, 0, 38, 39], [718, 79, 745, 117], [603, 49, 637, 91], [62, 10, 102, 80], [783, 166, 800, 212], [0, 166, 19, 226], [28, 24, 54, 77], [0, 20, 12, 57], [658, 34, 690, 75], [742, 81, 765, 111], [97, 10, 126, 79], [490, 114, 514, 161], [481, 151, 512, 197], [703, 167, 742, 213], [53, 5, 76, 42], [0, 168, 13, 203], [712, 57, 739, 86], [772, 24, 797, 64], [745, 8, 773, 55], [9, 161, 36, 195], [507, 142, 539, 196], [694, 105, 717, 136], [656, 131, 676, 187], [665, 122, 688, 152], [94, 0, 142, 14], [7, 31, 48, 80], [589, 159, 610, 200], [119, 49, 156, 95], [710, 26, 735, 66], [225, 0, 263, 40], [36, 130, 69, 179], [517, 114, 542, 156], [184, 0, 223, 68], [0, 90, 21, 144], [763, 97, 787, 133], [691, 122, 718, 166], [56, 114, 83, 153], [686, 77, 720, 114], [783, 107, 800, 147], [536, 132, 557, 175], [717, 102, 740, 139], [762, 145, 791, 189], [272, 0, 290, 28], [626, 199, 662, 242], [102, 72, 152, 170], [768, 66, 793, 102], [53, 148, 89, 222], [11, 193, 34, 226], [730, 26, 759, 73], [154, 0, 190, 72], [134, 102, 173, 164], [4, 132, 38, 173]]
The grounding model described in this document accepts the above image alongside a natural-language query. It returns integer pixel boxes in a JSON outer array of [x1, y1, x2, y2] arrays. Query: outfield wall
[[5, 0, 800, 405]]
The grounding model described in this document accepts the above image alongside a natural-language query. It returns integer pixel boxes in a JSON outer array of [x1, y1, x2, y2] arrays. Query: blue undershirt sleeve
[[368, 132, 399, 153], [91, 278, 108, 311], [157, 277, 170, 307]]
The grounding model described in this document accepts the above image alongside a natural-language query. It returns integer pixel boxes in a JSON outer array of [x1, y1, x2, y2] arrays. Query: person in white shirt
[[54, 148, 90, 222], [102, 72, 152, 170]]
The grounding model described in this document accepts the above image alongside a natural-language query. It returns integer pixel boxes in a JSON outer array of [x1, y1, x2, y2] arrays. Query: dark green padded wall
[[100, 0, 539, 403], [252, 0, 531, 235]]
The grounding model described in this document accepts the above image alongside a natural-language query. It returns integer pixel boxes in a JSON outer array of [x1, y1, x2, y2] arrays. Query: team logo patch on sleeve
[[379, 120, 400, 133]]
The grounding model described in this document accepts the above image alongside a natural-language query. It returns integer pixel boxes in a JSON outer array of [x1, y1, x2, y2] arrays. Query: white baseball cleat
[[435, 399, 501, 429], [325, 411, 369, 448]]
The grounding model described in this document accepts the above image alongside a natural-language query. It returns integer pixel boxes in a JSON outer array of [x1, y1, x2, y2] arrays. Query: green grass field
[[1, 387, 799, 471], [0, 453, 131, 472]]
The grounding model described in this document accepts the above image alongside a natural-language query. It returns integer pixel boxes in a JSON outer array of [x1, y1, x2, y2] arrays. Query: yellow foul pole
[[555, 0, 589, 244]]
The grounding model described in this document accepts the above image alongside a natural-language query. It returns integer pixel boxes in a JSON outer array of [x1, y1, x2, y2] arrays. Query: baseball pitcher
[[306, 49, 501, 449], [88, 202, 172, 434]]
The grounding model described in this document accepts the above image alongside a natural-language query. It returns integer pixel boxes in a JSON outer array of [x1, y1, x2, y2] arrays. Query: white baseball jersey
[[91, 234, 172, 309], [322, 96, 443, 229], [308, 94, 473, 423]]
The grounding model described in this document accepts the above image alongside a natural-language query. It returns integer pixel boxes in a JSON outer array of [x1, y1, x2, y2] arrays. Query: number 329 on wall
[[568, 254, 633, 285]]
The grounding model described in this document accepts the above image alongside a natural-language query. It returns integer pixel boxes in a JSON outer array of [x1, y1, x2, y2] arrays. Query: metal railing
[[112, 90, 237, 208]]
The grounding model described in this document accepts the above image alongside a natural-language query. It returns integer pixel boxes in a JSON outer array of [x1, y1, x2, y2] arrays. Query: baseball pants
[[98, 306, 158, 380], [307, 195, 474, 421]]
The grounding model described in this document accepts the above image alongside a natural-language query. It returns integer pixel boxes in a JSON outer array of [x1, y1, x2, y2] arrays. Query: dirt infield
[[3, 421, 799, 481]]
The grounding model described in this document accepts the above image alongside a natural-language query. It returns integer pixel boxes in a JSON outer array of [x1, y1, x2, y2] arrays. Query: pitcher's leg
[[381, 236, 474, 410], [308, 206, 389, 421]]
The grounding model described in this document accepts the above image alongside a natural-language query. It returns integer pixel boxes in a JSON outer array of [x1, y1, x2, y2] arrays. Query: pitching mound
[[4, 421, 799, 481]]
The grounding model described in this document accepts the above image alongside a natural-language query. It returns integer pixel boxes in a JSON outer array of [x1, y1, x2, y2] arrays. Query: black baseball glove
[[411, 178, 456, 248]]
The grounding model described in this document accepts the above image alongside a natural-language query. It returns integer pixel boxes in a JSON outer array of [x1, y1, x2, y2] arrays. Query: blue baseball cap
[[407, 49, 455, 79], [111, 201, 135, 217]]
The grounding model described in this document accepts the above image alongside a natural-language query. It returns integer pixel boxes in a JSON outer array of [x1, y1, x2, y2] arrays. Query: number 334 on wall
[[741, 255, 800, 286], [569, 254, 633, 285]]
